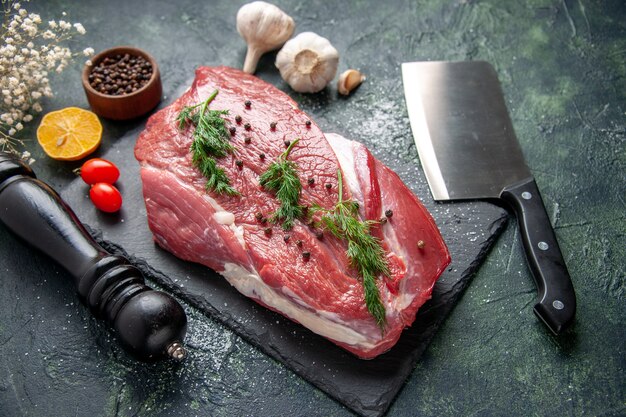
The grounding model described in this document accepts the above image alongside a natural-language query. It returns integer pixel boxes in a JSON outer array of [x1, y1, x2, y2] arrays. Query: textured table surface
[[1, 1, 624, 416]]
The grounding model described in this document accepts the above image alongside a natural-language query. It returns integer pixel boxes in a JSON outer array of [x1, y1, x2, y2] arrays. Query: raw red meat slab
[[135, 66, 450, 358]]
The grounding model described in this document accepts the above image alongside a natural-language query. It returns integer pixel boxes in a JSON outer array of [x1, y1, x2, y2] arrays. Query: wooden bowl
[[82, 46, 162, 120]]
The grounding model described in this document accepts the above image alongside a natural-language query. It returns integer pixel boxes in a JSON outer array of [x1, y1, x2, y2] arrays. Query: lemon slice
[[37, 107, 103, 161]]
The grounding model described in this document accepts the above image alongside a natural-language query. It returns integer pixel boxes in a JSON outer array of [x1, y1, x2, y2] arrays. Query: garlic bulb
[[237, 1, 295, 74], [275, 32, 339, 93], [338, 69, 366, 95]]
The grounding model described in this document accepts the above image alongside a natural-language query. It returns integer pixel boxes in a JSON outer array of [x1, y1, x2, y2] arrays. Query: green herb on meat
[[312, 170, 389, 330], [259, 138, 304, 230], [177, 89, 238, 196]]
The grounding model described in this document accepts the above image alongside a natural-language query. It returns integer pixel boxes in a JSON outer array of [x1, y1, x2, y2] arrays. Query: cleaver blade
[[402, 60, 576, 335]]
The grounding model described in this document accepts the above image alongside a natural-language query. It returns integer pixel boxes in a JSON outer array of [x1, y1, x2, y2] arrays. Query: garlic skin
[[275, 32, 339, 93], [338, 69, 366, 95], [237, 1, 295, 74]]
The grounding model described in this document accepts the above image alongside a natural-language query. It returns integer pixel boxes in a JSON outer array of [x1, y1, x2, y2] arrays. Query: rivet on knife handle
[[501, 177, 576, 334]]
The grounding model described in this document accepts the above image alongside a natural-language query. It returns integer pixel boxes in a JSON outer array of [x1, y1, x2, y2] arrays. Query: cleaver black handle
[[0, 152, 187, 361], [501, 177, 576, 334]]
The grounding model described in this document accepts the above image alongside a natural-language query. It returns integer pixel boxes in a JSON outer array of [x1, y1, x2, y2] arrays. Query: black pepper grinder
[[0, 152, 187, 361]]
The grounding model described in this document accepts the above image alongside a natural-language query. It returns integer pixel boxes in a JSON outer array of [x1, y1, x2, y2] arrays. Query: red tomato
[[89, 183, 122, 213], [80, 158, 120, 185]]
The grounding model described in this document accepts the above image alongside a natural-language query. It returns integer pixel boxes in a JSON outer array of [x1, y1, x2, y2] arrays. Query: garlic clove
[[237, 1, 295, 74], [275, 32, 339, 93], [337, 69, 366, 95]]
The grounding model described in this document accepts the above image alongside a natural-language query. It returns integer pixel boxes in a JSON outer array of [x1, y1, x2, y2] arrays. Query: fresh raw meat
[[135, 66, 450, 359]]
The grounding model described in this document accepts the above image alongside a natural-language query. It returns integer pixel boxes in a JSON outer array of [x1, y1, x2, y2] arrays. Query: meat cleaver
[[401, 60, 576, 334]]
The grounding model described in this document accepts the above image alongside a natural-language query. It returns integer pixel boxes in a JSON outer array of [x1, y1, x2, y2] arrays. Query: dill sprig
[[315, 170, 389, 329], [259, 138, 304, 230], [177, 90, 238, 196]]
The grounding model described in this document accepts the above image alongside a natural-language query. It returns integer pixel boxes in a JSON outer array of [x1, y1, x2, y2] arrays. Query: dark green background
[[1, 0, 624, 416]]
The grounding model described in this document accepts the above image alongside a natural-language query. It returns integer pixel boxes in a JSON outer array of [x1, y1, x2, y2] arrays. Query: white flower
[[0, 4, 93, 163], [74, 23, 86, 34], [85, 59, 93, 66]]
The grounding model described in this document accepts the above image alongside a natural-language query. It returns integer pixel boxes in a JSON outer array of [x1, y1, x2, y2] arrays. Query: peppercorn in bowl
[[82, 46, 162, 120]]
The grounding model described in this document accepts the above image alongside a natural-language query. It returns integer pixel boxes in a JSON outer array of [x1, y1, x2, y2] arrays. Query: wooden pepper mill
[[0, 152, 187, 361]]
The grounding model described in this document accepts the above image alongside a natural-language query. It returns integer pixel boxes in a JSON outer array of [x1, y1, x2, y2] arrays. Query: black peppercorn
[[244, 123, 251, 131], [315, 230, 324, 240], [385, 209, 393, 218], [255, 212, 263, 221], [244, 100, 251, 108], [235, 115, 242, 124], [284, 140, 291, 147], [270, 122, 276, 130], [235, 160, 243, 169], [264, 227, 272, 236], [244, 137, 251, 144], [229, 126, 236, 135], [308, 177, 315, 185], [302, 251, 311, 261], [305, 120, 311, 128], [325, 183, 332, 190], [259, 153, 265, 160], [88, 53, 153, 96], [379, 217, 388, 224], [283, 235, 291, 243], [296, 239, 303, 247]]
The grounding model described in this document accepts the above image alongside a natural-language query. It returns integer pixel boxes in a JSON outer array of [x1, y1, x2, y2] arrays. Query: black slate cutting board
[[58, 122, 508, 416]]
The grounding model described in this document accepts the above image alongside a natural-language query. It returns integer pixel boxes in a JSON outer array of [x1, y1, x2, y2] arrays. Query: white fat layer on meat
[[221, 263, 379, 349], [325, 133, 363, 204], [214, 211, 235, 224], [201, 194, 245, 249]]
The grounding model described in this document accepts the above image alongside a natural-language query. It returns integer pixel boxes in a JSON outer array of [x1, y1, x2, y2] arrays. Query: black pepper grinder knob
[[0, 152, 187, 361]]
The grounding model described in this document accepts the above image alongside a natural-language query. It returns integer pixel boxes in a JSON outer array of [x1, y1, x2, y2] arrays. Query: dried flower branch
[[0, 0, 93, 163]]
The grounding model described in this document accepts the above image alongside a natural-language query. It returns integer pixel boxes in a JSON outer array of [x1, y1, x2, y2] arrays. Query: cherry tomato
[[80, 158, 120, 185], [89, 182, 122, 213]]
